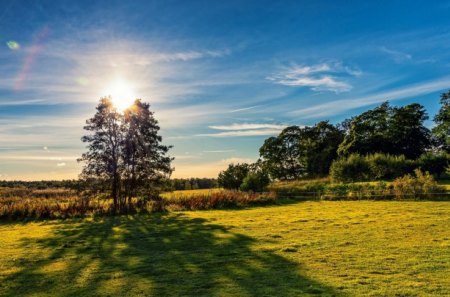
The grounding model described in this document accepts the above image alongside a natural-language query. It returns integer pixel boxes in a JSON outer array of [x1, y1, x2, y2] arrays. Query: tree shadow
[[1, 214, 342, 296]]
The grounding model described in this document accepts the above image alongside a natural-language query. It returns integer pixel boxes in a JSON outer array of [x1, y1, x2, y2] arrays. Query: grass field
[[161, 188, 222, 199], [0, 201, 449, 296]]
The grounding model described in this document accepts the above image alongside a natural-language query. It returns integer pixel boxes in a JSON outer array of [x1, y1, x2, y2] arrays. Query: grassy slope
[[0, 201, 449, 297]]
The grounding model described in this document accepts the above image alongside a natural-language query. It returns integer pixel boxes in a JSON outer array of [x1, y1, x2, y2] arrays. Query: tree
[[79, 97, 172, 212], [122, 100, 172, 207], [79, 97, 123, 210], [259, 126, 305, 180], [338, 102, 431, 159], [338, 102, 391, 156], [259, 123, 343, 180], [240, 161, 270, 192], [389, 103, 431, 159], [218, 163, 250, 190], [432, 90, 450, 152], [301, 121, 344, 177]]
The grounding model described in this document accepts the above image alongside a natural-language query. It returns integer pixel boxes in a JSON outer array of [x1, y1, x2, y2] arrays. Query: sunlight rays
[[103, 79, 137, 111]]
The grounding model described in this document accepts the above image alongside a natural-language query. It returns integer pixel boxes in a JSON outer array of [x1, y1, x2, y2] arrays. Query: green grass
[[0, 201, 449, 296]]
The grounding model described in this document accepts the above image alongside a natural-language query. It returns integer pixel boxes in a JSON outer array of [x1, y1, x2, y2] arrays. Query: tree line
[[219, 91, 450, 189]]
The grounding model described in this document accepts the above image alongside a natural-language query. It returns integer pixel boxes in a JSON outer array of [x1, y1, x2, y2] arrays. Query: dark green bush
[[330, 154, 371, 182], [240, 171, 270, 192], [330, 153, 418, 182], [417, 152, 449, 177]]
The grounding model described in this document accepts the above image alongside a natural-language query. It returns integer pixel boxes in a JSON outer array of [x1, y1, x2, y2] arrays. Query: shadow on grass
[[1, 213, 342, 296]]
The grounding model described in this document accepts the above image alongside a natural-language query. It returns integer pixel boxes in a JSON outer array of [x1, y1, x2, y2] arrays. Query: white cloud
[[209, 123, 287, 130], [380, 47, 412, 63], [56, 162, 66, 167], [291, 76, 450, 118], [228, 105, 261, 113], [203, 150, 235, 153], [198, 122, 288, 137], [197, 129, 284, 137], [268, 62, 360, 92]]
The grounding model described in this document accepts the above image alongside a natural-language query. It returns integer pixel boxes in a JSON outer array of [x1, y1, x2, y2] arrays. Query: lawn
[[0, 201, 449, 296]]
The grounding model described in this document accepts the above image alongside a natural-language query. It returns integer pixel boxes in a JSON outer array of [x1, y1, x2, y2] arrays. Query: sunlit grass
[[161, 188, 223, 199], [0, 201, 448, 296]]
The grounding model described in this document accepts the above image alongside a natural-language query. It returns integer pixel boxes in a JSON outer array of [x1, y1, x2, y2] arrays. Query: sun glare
[[104, 79, 136, 111]]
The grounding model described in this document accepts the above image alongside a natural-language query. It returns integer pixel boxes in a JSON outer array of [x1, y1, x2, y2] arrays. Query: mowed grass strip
[[0, 201, 449, 296]]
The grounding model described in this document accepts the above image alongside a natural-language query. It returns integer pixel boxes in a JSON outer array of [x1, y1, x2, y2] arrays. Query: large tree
[[122, 100, 173, 206], [432, 90, 450, 152], [259, 122, 344, 180], [301, 121, 345, 177], [79, 97, 172, 212], [79, 97, 123, 210], [259, 126, 305, 180], [338, 102, 431, 159]]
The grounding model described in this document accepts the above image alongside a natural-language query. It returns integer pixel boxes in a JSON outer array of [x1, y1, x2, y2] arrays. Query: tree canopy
[[432, 90, 450, 152], [79, 97, 172, 212], [338, 102, 431, 159]]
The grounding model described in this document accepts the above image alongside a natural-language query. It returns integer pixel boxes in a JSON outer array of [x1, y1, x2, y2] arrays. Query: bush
[[330, 153, 416, 182], [417, 152, 449, 177], [330, 154, 371, 182], [392, 169, 442, 199], [240, 171, 270, 192], [218, 163, 250, 190]]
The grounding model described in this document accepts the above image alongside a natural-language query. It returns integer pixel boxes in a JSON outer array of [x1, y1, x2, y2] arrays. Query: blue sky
[[1, 0, 450, 180]]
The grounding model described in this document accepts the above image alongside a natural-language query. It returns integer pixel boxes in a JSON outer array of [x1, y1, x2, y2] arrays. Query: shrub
[[392, 169, 442, 199], [330, 154, 371, 182], [218, 163, 250, 190], [330, 153, 417, 182], [240, 171, 270, 192], [417, 152, 449, 177]]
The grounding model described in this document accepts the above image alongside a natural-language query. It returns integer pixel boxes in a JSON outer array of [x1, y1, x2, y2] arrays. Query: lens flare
[[6, 41, 20, 50]]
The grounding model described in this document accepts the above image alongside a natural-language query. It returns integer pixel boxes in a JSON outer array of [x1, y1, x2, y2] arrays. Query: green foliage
[[330, 153, 421, 182], [330, 154, 371, 182], [366, 153, 414, 180], [338, 102, 431, 159], [79, 98, 172, 212], [259, 122, 344, 180], [417, 152, 449, 177], [240, 171, 270, 192], [218, 163, 250, 190], [432, 90, 450, 152], [259, 126, 305, 180], [392, 169, 442, 199]]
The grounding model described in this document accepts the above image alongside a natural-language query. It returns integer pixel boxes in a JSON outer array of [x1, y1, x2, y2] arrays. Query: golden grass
[[0, 201, 448, 296]]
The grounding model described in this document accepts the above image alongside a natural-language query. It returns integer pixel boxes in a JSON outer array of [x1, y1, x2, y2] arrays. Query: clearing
[[0, 201, 449, 296]]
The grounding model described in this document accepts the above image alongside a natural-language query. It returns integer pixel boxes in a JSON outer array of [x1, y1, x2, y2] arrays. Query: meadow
[[0, 200, 449, 296]]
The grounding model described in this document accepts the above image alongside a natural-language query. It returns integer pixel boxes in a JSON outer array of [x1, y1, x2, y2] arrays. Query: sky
[[1, 0, 450, 180]]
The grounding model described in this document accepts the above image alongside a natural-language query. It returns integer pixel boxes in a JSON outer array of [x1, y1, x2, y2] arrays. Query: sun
[[104, 79, 136, 111]]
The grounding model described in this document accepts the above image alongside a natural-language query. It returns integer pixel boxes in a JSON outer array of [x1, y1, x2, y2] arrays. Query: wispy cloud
[[198, 122, 287, 137], [202, 149, 235, 153], [197, 129, 284, 137], [209, 123, 287, 130], [228, 105, 261, 113], [291, 76, 450, 118], [56, 162, 66, 167], [267, 62, 360, 92], [380, 46, 412, 63]]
